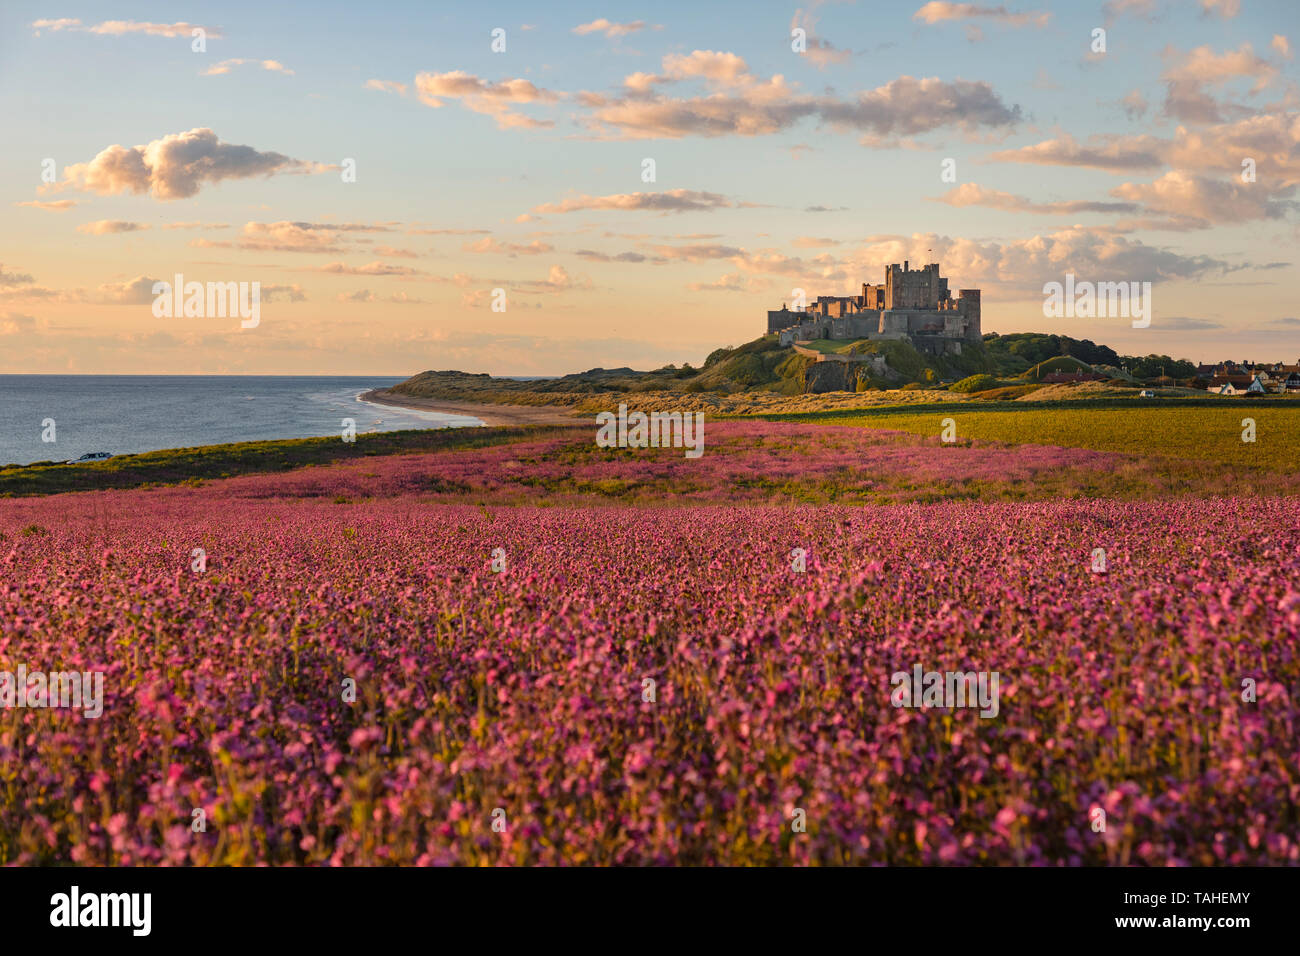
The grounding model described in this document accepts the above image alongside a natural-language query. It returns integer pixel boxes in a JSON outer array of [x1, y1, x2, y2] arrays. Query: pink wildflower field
[[1, 422, 1297, 865]]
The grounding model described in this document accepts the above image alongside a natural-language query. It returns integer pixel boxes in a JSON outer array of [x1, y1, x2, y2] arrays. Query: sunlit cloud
[[573, 19, 655, 38], [32, 19, 223, 38], [46, 128, 328, 201], [77, 220, 150, 235], [912, 3, 1050, 28], [531, 190, 741, 215], [15, 200, 77, 212], [203, 59, 295, 76]]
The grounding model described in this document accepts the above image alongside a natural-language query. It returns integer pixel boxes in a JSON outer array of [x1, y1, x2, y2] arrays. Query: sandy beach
[[360, 389, 586, 427]]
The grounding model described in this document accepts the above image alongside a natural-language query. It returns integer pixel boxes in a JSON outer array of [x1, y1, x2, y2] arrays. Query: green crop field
[[774, 403, 1300, 471]]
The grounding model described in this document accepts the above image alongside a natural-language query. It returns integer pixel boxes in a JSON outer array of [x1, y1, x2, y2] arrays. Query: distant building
[[767, 261, 980, 356], [1211, 373, 1267, 395]]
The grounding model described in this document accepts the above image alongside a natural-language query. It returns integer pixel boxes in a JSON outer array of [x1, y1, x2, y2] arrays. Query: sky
[[1, 0, 1297, 375]]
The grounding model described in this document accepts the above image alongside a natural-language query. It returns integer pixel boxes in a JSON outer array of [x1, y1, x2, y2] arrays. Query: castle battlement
[[766, 261, 981, 356]]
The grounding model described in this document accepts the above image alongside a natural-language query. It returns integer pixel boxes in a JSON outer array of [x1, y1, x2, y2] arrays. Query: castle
[[767, 261, 981, 355]]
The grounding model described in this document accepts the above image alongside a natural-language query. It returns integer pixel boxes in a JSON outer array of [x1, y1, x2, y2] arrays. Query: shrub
[[950, 373, 1001, 393]]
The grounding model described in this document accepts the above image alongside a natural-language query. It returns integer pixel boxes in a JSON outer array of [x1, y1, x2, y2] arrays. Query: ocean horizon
[[0, 375, 485, 466]]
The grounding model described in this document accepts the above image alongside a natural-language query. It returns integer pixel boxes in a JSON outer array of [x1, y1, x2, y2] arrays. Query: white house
[[1215, 374, 1267, 395]]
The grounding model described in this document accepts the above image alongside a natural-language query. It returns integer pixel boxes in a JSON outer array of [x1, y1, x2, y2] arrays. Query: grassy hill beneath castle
[[382, 331, 1208, 413]]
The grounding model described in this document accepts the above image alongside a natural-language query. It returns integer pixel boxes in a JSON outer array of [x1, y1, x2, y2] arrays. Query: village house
[[1211, 373, 1267, 395]]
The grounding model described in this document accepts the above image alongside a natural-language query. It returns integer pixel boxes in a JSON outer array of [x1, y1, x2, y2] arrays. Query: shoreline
[[359, 389, 586, 427]]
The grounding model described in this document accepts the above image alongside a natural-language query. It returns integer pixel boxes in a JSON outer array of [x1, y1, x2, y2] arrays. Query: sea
[[0, 376, 484, 467]]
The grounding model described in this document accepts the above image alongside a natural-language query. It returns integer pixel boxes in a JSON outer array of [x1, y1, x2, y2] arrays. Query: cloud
[[1273, 35, 1292, 60], [581, 59, 1021, 140], [573, 19, 652, 38], [203, 59, 295, 76], [261, 284, 307, 302], [805, 204, 848, 212], [337, 289, 425, 304], [792, 237, 841, 247], [98, 276, 160, 304], [456, 267, 591, 305], [912, 3, 1050, 28], [1102, 0, 1159, 20], [413, 71, 560, 129], [1200, 0, 1240, 19], [1160, 43, 1279, 122], [365, 79, 408, 95], [647, 244, 746, 261], [819, 76, 1022, 137], [0, 265, 36, 287], [408, 227, 491, 235], [0, 283, 72, 303], [1159, 316, 1224, 330], [0, 312, 40, 336], [991, 112, 1300, 206], [531, 265, 589, 292], [89, 20, 219, 37], [314, 261, 426, 277], [405, 50, 1018, 144], [532, 189, 739, 215], [77, 220, 149, 235], [1119, 90, 1149, 121], [687, 273, 754, 292], [933, 183, 1139, 214], [509, 266, 594, 296], [791, 5, 852, 69], [49, 128, 324, 201], [1110, 170, 1296, 224], [34, 19, 222, 39], [1032, 69, 1061, 91], [161, 221, 230, 230], [15, 200, 77, 212], [1166, 111, 1300, 188], [989, 133, 1165, 171], [1164, 43, 1277, 89], [462, 238, 554, 255], [192, 221, 393, 253], [575, 250, 659, 263], [30, 18, 81, 33]]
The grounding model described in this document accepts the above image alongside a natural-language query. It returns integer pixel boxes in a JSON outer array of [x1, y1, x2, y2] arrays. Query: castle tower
[[957, 289, 981, 340]]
